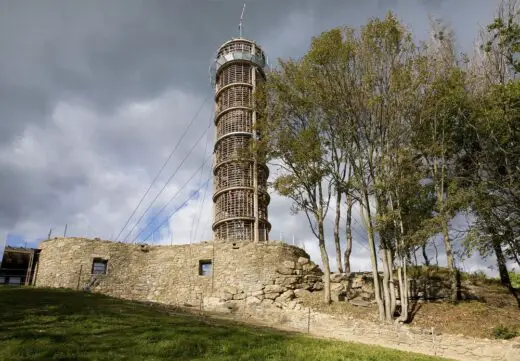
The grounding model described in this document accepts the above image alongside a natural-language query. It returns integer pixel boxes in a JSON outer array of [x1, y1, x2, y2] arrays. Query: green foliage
[[492, 324, 519, 340], [485, 5, 520, 73], [510, 272, 520, 288], [0, 287, 445, 361], [262, 1, 520, 317], [461, 270, 499, 285]]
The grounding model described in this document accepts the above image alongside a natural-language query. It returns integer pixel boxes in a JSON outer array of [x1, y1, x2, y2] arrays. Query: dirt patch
[[298, 282, 520, 339]]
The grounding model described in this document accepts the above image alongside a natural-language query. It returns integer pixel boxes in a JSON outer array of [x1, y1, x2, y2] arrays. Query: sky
[[0, 0, 506, 273]]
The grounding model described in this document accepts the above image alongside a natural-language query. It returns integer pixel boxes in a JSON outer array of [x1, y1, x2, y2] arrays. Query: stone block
[[277, 290, 295, 302], [285, 300, 298, 310], [304, 275, 322, 283], [233, 293, 246, 300], [276, 266, 294, 275], [251, 284, 265, 292], [294, 283, 312, 290], [294, 289, 311, 298], [275, 276, 301, 287], [218, 292, 234, 301], [330, 283, 345, 292], [251, 290, 264, 297], [282, 260, 295, 269], [246, 296, 261, 304], [303, 263, 319, 272], [330, 273, 348, 282], [313, 282, 324, 291], [360, 292, 373, 300], [264, 284, 284, 293], [361, 283, 374, 294], [264, 292, 280, 300], [203, 297, 222, 308], [297, 257, 309, 265]]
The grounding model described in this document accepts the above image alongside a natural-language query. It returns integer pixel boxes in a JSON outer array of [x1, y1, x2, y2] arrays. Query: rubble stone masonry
[[35, 237, 322, 306]]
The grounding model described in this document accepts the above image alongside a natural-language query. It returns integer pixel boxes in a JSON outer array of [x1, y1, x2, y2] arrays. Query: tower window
[[91, 258, 108, 275], [198, 260, 212, 276]]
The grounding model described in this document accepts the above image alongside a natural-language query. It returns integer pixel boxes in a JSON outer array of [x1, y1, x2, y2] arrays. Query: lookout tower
[[209, 17, 271, 242]]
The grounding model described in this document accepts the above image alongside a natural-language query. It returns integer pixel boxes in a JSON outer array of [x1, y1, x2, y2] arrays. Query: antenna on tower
[[239, 3, 246, 38]]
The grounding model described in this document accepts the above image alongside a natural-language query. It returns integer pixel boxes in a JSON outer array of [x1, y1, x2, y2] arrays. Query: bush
[[509, 272, 520, 288], [492, 325, 519, 340], [461, 271, 500, 285]]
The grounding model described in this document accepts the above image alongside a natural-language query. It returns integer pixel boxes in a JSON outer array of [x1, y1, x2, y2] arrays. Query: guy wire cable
[[189, 111, 214, 243], [122, 110, 214, 243], [131, 154, 213, 243], [137, 176, 212, 244], [115, 94, 210, 242]]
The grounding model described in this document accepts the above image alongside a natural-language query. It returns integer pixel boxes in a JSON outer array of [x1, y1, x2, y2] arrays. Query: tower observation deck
[[210, 37, 271, 242]]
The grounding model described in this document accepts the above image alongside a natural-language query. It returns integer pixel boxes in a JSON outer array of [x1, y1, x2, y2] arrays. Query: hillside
[[301, 268, 520, 340], [0, 287, 447, 361]]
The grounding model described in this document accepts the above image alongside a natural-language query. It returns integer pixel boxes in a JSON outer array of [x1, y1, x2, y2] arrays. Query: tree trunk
[[493, 236, 520, 307], [397, 266, 409, 322], [344, 195, 353, 275], [318, 218, 332, 304], [422, 243, 430, 266], [433, 240, 439, 266], [493, 236, 512, 287], [334, 190, 344, 273], [403, 258, 410, 318], [399, 258, 411, 323], [363, 191, 385, 321], [387, 248, 397, 318], [381, 245, 393, 322], [441, 218, 459, 303]]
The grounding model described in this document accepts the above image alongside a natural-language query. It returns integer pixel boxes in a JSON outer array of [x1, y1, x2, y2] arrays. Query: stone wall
[[35, 237, 323, 307], [327, 271, 476, 303]]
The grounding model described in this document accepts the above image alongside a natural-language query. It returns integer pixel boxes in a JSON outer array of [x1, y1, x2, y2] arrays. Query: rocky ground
[[297, 272, 520, 340]]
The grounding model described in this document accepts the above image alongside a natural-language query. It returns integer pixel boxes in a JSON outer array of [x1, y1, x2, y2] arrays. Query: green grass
[[0, 287, 447, 361]]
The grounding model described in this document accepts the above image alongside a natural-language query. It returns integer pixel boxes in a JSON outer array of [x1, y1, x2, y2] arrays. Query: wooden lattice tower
[[210, 38, 271, 242]]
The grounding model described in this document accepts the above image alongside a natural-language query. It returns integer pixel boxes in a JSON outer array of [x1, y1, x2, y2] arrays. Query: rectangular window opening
[[8, 277, 21, 285], [198, 260, 212, 276], [91, 258, 108, 275]]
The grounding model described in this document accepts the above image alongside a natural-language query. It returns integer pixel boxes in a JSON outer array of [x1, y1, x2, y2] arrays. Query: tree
[[461, 0, 520, 302], [258, 59, 334, 304], [302, 13, 421, 321], [411, 22, 472, 302]]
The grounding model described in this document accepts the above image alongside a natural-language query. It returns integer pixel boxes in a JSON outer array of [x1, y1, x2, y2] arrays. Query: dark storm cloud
[[0, 0, 503, 272]]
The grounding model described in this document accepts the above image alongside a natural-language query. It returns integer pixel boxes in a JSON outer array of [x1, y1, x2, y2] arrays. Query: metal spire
[[239, 3, 246, 38]]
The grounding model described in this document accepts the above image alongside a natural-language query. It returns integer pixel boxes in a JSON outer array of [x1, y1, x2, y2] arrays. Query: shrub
[[509, 272, 520, 289], [492, 325, 519, 340]]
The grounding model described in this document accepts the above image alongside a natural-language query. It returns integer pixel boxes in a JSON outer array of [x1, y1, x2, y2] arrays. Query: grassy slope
[[0, 287, 448, 361]]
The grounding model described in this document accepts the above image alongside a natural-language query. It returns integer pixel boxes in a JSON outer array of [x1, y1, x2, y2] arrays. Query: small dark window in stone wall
[[199, 260, 212, 276], [91, 258, 108, 275]]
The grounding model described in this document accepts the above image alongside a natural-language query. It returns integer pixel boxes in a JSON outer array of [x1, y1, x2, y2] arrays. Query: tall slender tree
[[257, 59, 334, 304]]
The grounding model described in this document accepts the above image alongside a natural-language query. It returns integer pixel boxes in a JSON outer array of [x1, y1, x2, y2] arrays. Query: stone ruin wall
[[35, 237, 323, 309], [34, 237, 456, 311]]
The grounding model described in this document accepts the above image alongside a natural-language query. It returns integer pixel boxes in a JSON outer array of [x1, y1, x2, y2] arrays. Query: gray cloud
[[0, 0, 503, 274]]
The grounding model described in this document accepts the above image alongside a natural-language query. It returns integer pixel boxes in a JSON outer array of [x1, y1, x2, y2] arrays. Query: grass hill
[[302, 267, 520, 340], [0, 287, 447, 361]]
